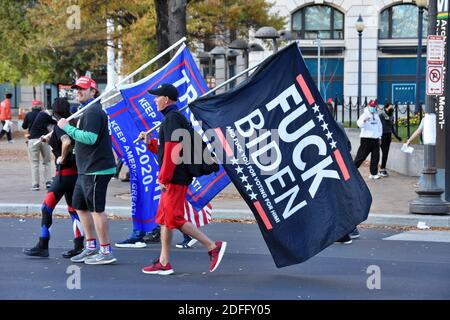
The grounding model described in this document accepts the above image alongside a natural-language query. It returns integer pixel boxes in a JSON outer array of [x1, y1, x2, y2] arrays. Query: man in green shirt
[[57, 76, 117, 265]]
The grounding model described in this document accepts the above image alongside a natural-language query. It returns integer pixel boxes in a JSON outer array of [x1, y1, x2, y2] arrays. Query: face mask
[[369, 107, 377, 113]]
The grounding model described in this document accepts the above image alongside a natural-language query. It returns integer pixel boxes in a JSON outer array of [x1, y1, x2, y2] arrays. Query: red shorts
[[156, 184, 188, 229]]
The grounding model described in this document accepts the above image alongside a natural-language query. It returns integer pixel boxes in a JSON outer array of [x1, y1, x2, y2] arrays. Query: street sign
[[427, 35, 445, 65], [427, 65, 444, 95], [392, 83, 415, 104]]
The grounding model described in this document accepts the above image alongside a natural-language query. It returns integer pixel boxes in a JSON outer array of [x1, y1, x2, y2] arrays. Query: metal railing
[[331, 95, 423, 140]]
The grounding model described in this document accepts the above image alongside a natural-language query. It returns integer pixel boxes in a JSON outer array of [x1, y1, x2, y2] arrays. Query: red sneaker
[[142, 258, 174, 275], [208, 241, 227, 272]]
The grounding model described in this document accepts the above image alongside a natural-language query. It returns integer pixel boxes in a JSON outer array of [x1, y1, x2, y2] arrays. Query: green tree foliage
[[26, 0, 148, 84], [0, 0, 284, 84], [187, 0, 286, 50], [0, 0, 34, 84]]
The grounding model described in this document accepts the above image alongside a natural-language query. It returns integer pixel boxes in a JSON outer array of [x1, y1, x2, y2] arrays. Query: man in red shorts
[[139, 83, 226, 275]]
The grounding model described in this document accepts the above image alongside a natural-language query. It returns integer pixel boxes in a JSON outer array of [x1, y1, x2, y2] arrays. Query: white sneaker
[[70, 248, 98, 263], [84, 252, 117, 265], [369, 174, 381, 180]]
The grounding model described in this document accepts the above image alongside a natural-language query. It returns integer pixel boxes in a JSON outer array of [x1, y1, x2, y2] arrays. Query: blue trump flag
[[106, 100, 160, 232], [119, 44, 230, 211], [189, 43, 372, 267]]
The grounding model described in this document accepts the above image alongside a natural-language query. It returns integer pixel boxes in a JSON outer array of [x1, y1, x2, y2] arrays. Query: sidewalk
[[0, 135, 449, 227]]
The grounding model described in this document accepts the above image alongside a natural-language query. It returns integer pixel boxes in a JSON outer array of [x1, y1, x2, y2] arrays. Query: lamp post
[[279, 29, 295, 42], [249, 43, 264, 52], [414, 0, 427, 114], [410, 0, 449, 215], [197, 51, 211, 76], [355, 15, 365, 113], [226, 49, 239, 88], [229, 39, 249, 78], [209, 46, 228, 91], [314, 33, 321, 95], [255, 26, 280, 53]]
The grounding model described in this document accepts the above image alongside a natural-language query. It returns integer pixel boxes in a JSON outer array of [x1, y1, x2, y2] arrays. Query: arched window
[[291, 5, 344, 40], [379, 4, 428, 39]]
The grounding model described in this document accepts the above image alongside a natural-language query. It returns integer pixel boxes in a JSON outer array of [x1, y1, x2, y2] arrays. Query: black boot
[[143, 228, 160, 243], [23, 237, 49, 257], [62, 236, 84, 259]]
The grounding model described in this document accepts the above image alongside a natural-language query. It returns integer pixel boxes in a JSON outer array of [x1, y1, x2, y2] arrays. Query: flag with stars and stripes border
[[184, 201, 212, 227], [189, 43, 372, 267]]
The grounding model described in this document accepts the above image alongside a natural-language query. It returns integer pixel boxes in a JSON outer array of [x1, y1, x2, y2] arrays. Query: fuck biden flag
[[189, 43, 372, 267]]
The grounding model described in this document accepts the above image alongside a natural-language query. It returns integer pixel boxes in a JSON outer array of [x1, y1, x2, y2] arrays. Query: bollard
[[349, 96, 352, 128], [395, 101, 399, 134], [406, 103, 411, 139]]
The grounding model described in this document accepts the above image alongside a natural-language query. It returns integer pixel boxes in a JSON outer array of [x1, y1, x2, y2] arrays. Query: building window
[[379, 4, 428, 39], [378, 57, 426, 105], [292, 5, 344, 40], [304, 58, 344, 100]]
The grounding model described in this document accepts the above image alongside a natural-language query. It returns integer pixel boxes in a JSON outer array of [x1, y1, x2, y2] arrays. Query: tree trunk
[[154, 0, 170, 67], [168, 0, 187, 46]]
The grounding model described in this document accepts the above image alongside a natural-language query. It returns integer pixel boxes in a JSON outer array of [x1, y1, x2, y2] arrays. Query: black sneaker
[[62, 236, 85, 258], [176, 234, 198, 249], [143, 228, 161, 243], [335, 234, 352, 244], [349, 228, 360, 239], [31, 185, 39, 191], [23, 239, 49, 257], [379, 170, 388, 177]]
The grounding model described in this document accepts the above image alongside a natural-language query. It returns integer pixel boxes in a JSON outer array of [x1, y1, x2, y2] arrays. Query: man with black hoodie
[[139, 84, 226, 275]]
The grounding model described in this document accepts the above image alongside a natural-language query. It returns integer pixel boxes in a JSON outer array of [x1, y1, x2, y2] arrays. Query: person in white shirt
[[354, 100, 383, 179]]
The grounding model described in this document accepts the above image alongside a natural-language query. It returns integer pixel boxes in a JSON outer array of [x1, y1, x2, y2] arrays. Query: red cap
[[368, 100, 377, 107], [327, 98, 333, 104], [71, 76, 98, 91], [32, 100, 43, 107]]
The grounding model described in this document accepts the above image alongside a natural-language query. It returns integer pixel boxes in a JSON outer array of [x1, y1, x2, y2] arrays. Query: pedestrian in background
[[379, 102, 402, 177], [22, 99, 43, 140], [25, 100, 55, 191], [354, 100, 383, 180], [0, 93, 13, 143]]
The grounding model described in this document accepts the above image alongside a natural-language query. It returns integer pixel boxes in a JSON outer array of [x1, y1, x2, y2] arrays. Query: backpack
[[172, 111, 220, 177]]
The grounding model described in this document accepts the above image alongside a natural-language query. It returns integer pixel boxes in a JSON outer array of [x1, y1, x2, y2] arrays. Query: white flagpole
[[69, 36, 187, 121], [101, 92, 122, 106], [35, 37, 187, 146], [133, 60, 263, 144]]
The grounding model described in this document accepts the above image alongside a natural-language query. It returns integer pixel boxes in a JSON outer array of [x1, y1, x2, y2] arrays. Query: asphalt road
[[1, 217, 450, 300]]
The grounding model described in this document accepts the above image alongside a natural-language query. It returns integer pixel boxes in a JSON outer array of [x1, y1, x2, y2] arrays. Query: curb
[[0, 204, 449, 228]]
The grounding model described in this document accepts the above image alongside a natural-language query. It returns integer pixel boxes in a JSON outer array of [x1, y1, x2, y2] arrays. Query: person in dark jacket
[[139, 83, 226, 275], [23, 100, 56, 191], [22, 100, 43, 137], [23, 98, 85, 258], [379, 102, 402, 177]]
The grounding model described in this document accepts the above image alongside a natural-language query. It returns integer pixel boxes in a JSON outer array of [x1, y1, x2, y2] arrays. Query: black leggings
[[40, 173, 84, 241], [354, 138, 380, 175], [380, 133, 392, 169]]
